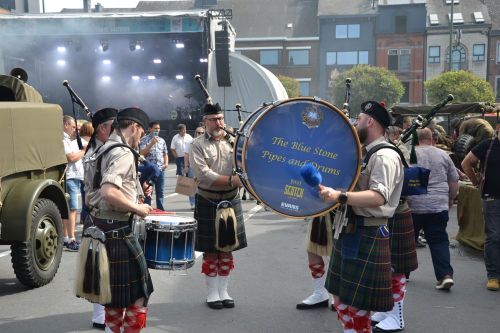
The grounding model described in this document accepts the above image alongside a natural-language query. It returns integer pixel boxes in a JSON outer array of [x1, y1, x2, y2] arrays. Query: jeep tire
[[11, 198, 64, 288], [454, 134, 475, 162]]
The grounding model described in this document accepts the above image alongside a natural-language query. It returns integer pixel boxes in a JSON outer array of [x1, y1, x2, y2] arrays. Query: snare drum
[[234, 97, 361, 218], [143, 215, 197, 270]]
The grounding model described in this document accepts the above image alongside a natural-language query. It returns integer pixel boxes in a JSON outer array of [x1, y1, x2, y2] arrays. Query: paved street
[[0, 166, 498, 333]]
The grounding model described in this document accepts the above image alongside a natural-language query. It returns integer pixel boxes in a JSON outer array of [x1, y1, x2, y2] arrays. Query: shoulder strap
[[93, 143, 140, 190], [363, 142, 408, 171]]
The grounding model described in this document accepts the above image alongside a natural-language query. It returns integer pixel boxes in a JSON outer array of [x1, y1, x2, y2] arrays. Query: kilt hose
[[94, 219, 154, 308], [388, 204, 418, 274], [194, 194, 247, 253], [325, 226, 393, 312]]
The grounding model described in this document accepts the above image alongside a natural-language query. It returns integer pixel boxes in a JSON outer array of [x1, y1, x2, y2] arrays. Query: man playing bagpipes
[[319, 101, 404, 333], [77, 107, 154, 332], [189, 103, 247, 310]]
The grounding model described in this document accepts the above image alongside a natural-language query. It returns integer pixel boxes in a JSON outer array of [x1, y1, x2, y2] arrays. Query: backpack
[[363, 142, 430, 197]]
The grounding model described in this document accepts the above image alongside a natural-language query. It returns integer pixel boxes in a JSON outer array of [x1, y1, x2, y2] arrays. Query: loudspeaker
[[215, 30, 231, 87]]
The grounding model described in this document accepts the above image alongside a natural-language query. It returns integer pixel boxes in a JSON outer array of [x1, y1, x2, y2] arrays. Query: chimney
[[83, 0, 91, 12], [95, 2, 103, 12]]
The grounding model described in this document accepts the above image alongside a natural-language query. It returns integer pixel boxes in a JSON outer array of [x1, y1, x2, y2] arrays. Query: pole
[[448, 0, 454, 71]]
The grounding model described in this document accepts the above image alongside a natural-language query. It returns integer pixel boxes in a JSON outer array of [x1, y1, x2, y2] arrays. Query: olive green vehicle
[[0, 73, 69, 288]]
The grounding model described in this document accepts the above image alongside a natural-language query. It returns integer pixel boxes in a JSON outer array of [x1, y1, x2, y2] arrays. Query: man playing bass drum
[[189, 103, 247, 310]]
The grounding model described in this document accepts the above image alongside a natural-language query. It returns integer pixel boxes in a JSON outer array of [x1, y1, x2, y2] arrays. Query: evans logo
[[280, 202, 299, 211]]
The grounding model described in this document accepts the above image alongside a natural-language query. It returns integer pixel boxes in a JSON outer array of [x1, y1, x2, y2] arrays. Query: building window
[[497, 44, 500, 63], [388, 49, 410, 72], [288, 49, 309, 65], [259, 50, 279, 65], [473, 44, 485, 61], [395, 16, 407, 34], [299, 82, 310, 96], [446, 46, 466, 70], [326, 51, 368, 65], [496, 77, 500, 98], [335, 24, 360, 39], [401, 82, 410, 103], [428, 46, 440, 63]]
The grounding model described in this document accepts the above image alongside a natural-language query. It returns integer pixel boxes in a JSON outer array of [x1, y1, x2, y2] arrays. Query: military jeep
[[0, 74, 69, 288]]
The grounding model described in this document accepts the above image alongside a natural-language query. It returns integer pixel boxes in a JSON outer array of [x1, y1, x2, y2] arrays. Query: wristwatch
[[338, 191, 348, 205]]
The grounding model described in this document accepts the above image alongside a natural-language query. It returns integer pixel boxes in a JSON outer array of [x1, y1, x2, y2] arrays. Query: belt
[[197, 187, 238, 200], [355, 215, 388, 227], [90, 208, 131, 221], [104, 226, 131, 239]]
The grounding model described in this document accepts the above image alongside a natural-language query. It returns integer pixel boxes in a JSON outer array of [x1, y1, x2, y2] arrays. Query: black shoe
[[92, 322, 106, 330], [207, 300, 223, 309], [296, 299, 329, 310], [371, 320, 380, 327], [222, 299, 235, 308], [373, 326, 403, 332]]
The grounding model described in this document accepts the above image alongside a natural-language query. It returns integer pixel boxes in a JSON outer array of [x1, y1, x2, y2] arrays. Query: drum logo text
[[283, 185, 304, 199], [280, 202, 300, 211]]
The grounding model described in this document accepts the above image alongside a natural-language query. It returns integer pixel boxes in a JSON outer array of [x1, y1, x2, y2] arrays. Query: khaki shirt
[[189, 133, 235, 190], [83, 138, 104, 202], [354, 137, 404, 218], [87, 132, 143, 213]]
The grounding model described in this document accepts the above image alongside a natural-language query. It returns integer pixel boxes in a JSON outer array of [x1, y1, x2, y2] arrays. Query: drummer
[[189, 103, 247, 310], [319, 101, 404, 333]]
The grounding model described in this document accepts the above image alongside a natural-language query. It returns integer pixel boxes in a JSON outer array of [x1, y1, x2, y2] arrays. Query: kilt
[[306, 213, 333, 257], [194, 194, 247, 253], [325, 225, 393, 312], [388, 203, 418, 274], [94, 219, 154, 308]]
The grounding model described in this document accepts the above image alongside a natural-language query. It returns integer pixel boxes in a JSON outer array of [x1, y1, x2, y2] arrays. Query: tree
[[424, 70, 495, 104], [330, 65, 404, 115], [277, 75, 300, 98]]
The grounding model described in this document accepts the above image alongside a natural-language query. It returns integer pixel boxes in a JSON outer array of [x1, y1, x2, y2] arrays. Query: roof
[[136, 1, 195, 11], [378, 0, 426, 5], [426, 0, 491, 28], [217, 0, 318, 38], [318, 0, 377, 17], [480, 0, 500, 29]]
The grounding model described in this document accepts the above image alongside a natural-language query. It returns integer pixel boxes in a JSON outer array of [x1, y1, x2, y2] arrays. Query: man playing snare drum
[[189, 103, 247, 309], [319, 101, 404, 333]]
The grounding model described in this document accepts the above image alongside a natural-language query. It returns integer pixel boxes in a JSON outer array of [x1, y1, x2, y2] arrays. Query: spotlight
[[132, 75, 140, 81], [57, 46, 66, 53], [175, 43, 184, 49], [199, 58, 208, 63], [102, 59, 111, 65], [102, 76, 111, 82], [57, 60, 66, 66], [130, 41, 142, 51], [153, 58, 162, 64], [175, 74, 184, 80], [100, 40, 109, 52], [147, 75, 156, 80]]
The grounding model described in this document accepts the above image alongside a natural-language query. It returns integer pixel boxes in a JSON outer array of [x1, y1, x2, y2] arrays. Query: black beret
[[360, 101, 392, 128], [203, 103, 222, 116], [117, 107, 150, 131], [92, 107, 117, 128]]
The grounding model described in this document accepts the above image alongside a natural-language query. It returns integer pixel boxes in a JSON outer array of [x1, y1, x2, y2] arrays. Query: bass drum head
[[240, 98, 361, 218]]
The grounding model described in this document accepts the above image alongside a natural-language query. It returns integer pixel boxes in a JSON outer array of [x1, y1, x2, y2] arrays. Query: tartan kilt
[[94, 220, 154, 308], [325, 226, 393, 312], [194, 194, 247, 253], [388, 206, 418, 274]]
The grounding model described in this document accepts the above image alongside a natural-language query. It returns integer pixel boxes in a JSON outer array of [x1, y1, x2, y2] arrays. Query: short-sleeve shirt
[[87, 132, 143, 213], [189, 134, 234, 190], [140, 134, 168, 168], [471, 137, 500, 198], [407, 145, 459, 213], [354, 137, 404, 218], [63, 132, 84, 180], [170, 133, 193, 157]]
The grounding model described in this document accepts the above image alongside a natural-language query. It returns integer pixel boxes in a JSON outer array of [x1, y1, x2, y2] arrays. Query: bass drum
[[234, 97, 361, 218]]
